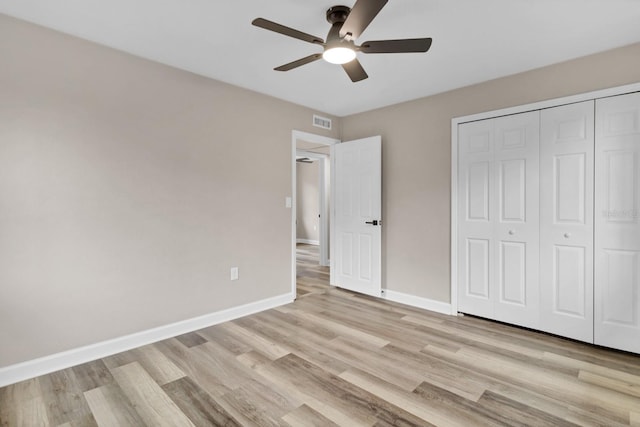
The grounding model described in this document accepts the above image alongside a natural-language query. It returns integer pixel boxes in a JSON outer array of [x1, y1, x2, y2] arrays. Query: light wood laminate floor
[[2, 244, 640, 426]]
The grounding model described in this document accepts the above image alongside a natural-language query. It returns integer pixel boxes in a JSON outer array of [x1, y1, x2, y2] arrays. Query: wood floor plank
[[546, 351, 640, 386], [288, 309, 390, 348], [72, 359, 115, 392], [265, 353, 430, 427], [38, 368, 97, 426], [154, 338, 237, 398], [110, 362, 195, 426], [133, 343, 186, 386], [473, 389, 578, 427], [249, 309, 338, 341], [440, 345, 636, 423], [84, 384, 146, 427], [174, 332, 208, 348], [218, 322, 290, 360], [162, 376, 242, 427], [246, 357, 362, 426], [189, 340, 264, 390], [578, 369, 640, 398], [218, 379, 299, 427], [281, 404, 340, 427], [196, 324, 254, 356], [0, 382, 50, 427]]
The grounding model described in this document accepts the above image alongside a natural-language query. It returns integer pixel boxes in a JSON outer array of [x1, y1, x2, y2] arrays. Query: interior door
[[595, 92, 640, 353], [457, 111, 540, 328], [457, 119, 496, 318], [492, 112, 540, 328], [331, 136, 382, 297], [539, 101, 595, 342]]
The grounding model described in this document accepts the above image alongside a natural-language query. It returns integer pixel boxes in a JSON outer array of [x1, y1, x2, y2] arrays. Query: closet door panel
[[458, 119, 495, 318], [595, 92, 640, 353], [540, 101, 594, 342], [493, 112, 540, 328]]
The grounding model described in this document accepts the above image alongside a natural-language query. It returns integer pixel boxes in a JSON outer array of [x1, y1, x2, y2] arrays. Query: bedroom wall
[[0, 14, 339, 368], [341, 42, 640, 303], [296, 161, 320, 243]]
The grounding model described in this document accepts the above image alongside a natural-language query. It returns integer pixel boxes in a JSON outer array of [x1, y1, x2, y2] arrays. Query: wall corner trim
[[0, 292, 294, 388], [383, 290, 454, 315]]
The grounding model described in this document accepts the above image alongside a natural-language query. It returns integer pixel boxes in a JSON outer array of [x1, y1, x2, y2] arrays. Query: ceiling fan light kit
[[252, 0, 432, 82], [323, 46, 357, 64]]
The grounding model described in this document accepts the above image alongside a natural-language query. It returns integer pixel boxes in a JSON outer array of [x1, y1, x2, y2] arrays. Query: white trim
[[0, 293, 293, 388], [297, 238, 320, 245], [383, 290, 453, 316], [450, 119, 459, 315], [453, 82, 640, 125], [291, 130, 340, 299], [450, 81, 640, 316]]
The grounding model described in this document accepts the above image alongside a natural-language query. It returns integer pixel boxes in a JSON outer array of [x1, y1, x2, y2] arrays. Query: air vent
[[313, 115, 332, 130]]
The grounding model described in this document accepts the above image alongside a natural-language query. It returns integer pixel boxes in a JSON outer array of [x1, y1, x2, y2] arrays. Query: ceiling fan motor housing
[[326, 6, 351, 24]]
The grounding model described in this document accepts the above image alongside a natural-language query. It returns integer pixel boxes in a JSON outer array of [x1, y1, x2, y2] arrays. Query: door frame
[[451, 81, 640, 316], [291, 130, 340, 298]]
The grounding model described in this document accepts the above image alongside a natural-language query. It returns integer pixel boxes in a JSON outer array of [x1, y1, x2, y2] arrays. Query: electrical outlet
[[230, 267, 239, 281]]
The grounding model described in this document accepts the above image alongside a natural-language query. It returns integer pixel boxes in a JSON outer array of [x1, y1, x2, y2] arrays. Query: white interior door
[[539, 101, 595, 342], [493, 112, 540, 328], [331, 136, 382, 297], [457, 111, 540, 328], [457, 119, 495, 318], [595, 92, 640, 353]]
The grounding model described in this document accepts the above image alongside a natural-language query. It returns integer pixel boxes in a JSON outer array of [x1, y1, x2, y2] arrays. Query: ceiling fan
[[252, 0, 433, 82]]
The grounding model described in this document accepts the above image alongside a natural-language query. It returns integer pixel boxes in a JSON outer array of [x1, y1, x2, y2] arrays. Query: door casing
[[291, 130, 339, 299]]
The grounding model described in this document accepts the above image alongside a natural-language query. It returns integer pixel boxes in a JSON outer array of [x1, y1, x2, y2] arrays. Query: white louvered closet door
[[594, 92, 640, 354], [539, 101, 595, 342]]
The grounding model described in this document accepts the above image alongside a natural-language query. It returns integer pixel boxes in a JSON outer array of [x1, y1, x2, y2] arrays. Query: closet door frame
[[451, 82, 640, 316]]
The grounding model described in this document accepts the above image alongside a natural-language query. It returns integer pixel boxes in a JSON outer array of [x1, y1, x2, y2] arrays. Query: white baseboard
[[383, 290, 454, 315], [0, 293, 294, 388], [296, 239, 319, 245]]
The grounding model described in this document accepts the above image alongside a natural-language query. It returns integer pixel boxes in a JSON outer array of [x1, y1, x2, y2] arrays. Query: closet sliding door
[[539, 101, 595, 342], [595, 92, 640, 354]]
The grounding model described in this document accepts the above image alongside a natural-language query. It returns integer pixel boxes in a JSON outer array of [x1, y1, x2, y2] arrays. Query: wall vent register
[[313, 115, 332, 130]]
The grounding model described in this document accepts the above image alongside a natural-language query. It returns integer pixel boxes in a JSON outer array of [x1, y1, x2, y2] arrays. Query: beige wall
[[341, 42, 640, 303], [0, 14, 339, 368], [296, 161, 320, 242]]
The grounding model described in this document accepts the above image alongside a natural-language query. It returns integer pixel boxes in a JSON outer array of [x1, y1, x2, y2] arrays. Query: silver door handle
[[508, 230, 515, 235], [564, 233, 571, 238]]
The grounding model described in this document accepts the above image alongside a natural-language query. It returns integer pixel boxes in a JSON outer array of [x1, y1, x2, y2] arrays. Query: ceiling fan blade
[[342, 58, 368, 82], [340, 0, 388, 40], [360, 38, 433, 54], [275, 54, 323, 72], [252, 18, 325, 45]]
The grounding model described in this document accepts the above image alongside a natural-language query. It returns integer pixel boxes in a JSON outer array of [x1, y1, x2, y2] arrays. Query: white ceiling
[[1, 0, 639, 116]]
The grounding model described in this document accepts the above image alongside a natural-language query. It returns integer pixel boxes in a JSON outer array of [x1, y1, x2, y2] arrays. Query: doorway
[[291, 131, 339, 298]]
